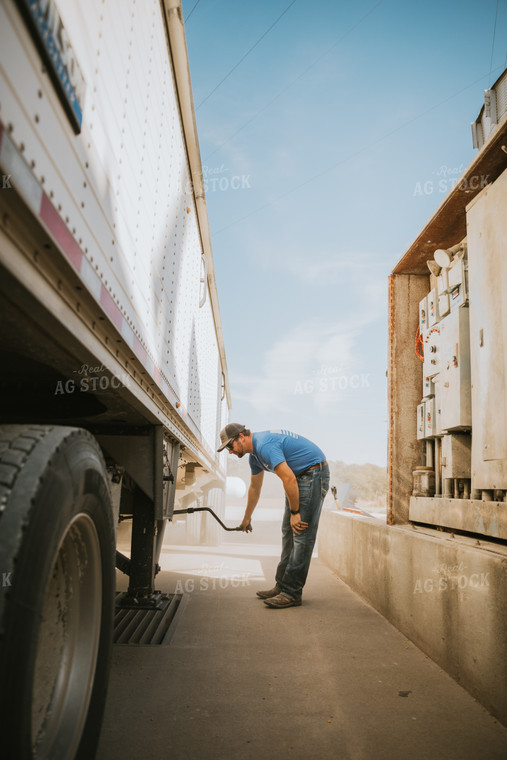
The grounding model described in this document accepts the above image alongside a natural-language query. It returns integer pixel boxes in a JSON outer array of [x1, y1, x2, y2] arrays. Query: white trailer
[[0, 0, 230, 756]]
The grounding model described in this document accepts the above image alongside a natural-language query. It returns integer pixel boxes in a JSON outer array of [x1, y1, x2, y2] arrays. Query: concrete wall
[[319, 510, 507, 726], [410, 495, 507, 540]]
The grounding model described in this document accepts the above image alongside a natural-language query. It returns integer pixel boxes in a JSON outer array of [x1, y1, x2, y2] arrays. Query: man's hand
[[240, 516, 253, 532], [290, 512, 308, 535]]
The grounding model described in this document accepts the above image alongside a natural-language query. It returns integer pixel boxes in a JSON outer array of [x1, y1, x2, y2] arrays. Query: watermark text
[[413, 563, 489, 594]]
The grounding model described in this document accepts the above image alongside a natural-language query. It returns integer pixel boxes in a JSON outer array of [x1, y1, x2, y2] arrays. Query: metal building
[[320, 68, 507, 725]]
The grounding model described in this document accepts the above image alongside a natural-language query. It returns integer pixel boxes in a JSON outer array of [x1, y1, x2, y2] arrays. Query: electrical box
[[448, 257, 468, 310], [424, 397, 437, 438], [438, 292, 450, 319], [440, 306, 471, 431], [433, 379, 442, 436], [417, 398, 440, 439], [422, 374, 434, 399], [419, 296, 428, 335], [417, 403, 426, 440], [467, 169, 507, 489], [437, 268, 449, 295], [441, 434, 471, 479], [428, 288, 438, 327], [423, 327, 441, 378]]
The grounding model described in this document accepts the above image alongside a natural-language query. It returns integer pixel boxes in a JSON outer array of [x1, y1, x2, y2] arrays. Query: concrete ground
[[97, 507, 507, 760]]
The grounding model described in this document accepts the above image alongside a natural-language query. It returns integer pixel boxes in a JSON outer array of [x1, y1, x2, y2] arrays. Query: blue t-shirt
[[249, 430, 326, 476]]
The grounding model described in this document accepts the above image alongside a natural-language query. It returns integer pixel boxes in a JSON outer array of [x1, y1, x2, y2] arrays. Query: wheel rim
[[31, 511, 102, 759]]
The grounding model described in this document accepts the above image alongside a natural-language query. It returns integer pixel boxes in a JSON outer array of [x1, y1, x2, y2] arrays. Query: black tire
[[0, 425, 115, 760]]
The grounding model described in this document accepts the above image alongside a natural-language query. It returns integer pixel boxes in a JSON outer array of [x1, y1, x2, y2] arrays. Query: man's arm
[[240, 471, 264, 531], [273, 461, 308, 535]]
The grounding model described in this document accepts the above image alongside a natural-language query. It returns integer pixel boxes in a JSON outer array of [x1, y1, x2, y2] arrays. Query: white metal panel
[[438, 293, 450, 319], [441, 434, 471, 479], [448, 259, 463, 289], [437, 268, 448, 295], [427, 288, 438, 327], [447, 257, 468, 311], [422, 373, 433, 400], [433, 379, 442, 436], [419, 295, 428, 334], [424, 398, 436, 438], [439, 307, 472, 431], [416, 403, 425, 440], [0, 130, 42, 215], [423, 327, 440, 378], [0, 0, 226, 457], [467, 168, 507, 488]]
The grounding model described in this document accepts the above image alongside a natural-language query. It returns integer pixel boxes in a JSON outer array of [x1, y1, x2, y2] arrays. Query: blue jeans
[[275, 464, 330, 601]]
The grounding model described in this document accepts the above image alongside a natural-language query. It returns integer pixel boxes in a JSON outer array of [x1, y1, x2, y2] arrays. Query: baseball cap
[[217, 423, 246, 451]]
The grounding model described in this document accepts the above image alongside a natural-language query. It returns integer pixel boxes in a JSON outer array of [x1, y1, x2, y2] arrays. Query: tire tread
[[0, 425, 53, 518], [0, 424, 114, 758]]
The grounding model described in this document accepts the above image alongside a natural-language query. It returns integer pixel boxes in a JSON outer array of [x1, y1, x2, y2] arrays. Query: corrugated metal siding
[[496, 70, 507, 122], [472, 68, 507, 149]]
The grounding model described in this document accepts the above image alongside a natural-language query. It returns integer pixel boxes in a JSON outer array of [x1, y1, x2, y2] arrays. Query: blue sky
[[182, 0, 507, 465]]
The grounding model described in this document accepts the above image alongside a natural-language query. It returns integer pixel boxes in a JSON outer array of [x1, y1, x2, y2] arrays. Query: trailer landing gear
[[115, 504, 249, 609]]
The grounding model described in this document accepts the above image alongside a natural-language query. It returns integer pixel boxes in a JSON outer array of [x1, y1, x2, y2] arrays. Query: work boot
[[256, 585, 280, 599], [264, 593, 302, 609]]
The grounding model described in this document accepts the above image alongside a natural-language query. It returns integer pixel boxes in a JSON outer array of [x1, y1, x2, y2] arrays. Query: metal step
[[113, 592, 186, 646]]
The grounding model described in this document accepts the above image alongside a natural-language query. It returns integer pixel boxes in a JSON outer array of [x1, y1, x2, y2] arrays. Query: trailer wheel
[[0, 425, 115, 760]]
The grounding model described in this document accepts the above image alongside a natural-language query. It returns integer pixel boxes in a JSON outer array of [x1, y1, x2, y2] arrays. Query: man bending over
[[218, 424, 329, 609]]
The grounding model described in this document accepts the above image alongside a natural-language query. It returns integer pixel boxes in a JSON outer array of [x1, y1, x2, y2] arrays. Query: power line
[[204, 0, 385, 162], [489, 0, 500, 85], [196, 0, 297, 110], [185, 0, 203, 24], [213, 65, 504, 237]]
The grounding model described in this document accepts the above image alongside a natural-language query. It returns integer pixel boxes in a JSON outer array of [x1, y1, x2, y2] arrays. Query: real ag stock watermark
[[1, 572, 12, 587], [413, 164, 489, 197], [186, 163, 252, 195], [413, 561, 490, 594], [54, 363, 130, 395], [294, 364, 371, 395], [173, 562, 252, 594]]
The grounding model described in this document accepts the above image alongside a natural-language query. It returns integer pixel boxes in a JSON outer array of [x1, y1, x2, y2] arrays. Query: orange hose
[[415, 325, 424, 361]]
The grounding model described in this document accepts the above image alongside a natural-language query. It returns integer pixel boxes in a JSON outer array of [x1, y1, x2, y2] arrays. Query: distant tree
[[329, 461, 386, 503], [227, 457, 386, 504]]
